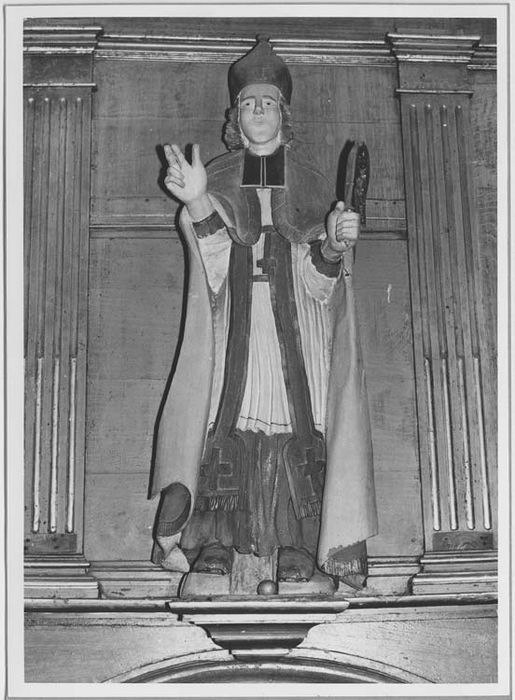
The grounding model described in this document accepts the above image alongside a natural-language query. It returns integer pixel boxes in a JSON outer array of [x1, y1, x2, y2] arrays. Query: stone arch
[[107, 647, 431, 684]]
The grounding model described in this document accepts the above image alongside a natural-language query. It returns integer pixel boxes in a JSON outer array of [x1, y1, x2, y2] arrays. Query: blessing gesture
[[163, 143, 212, 220]]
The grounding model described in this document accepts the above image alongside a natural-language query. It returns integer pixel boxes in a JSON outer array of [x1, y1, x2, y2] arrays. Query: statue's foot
[[277, 546, 315, 582], [156, 534, 190, 573], [191, 543, 233, 575]]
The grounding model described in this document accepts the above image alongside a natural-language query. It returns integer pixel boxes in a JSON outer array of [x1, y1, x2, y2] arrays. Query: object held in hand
[[339, 141, 370, 226], [333, 205, 360, 246], [350, 142, 369, 226]]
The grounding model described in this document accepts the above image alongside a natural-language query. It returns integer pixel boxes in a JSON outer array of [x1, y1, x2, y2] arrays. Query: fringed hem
[[195, 493, 242, 512], [321, 553, 368, 579], [298, 499, 321, 518]]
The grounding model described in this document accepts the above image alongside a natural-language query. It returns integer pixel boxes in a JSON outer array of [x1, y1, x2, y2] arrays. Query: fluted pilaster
[[24, 24, 102, 595], [388, 32, 496, 592]]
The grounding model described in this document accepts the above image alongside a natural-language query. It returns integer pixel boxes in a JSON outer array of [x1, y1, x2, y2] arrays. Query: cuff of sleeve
[[192, 210, 226, 238], [309, 240, 341, 278]]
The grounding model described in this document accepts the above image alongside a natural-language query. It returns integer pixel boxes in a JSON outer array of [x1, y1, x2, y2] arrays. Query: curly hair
[[223, 97, 294, 151]]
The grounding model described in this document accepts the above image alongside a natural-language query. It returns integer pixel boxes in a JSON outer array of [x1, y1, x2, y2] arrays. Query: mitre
[[228, 35, 293, 104]]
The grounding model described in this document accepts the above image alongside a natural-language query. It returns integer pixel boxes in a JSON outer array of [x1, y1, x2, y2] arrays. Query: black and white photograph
[[3, 2, 510, 696]]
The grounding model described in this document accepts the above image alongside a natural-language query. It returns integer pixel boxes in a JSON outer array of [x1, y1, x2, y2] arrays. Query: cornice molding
[[23, 25, 103, 87], [95, 34, 394, 65], [23, 25, 104, 54], [468, 43, 497, 71], [23, 26, 496, 70], [387, 32, 481, 64]]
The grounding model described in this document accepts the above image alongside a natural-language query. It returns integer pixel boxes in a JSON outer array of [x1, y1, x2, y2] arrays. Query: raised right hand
[[164, 143, 207, 206]]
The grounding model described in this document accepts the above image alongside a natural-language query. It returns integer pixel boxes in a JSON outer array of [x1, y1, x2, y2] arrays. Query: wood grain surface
[[90, 59, 405, 234], [22, 18, 496, 572], [84, 235, 422, 561], [86, 33, 435, 564]]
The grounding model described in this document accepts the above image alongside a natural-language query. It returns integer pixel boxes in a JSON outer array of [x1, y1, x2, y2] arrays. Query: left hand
[[324, 201, 360, 257]]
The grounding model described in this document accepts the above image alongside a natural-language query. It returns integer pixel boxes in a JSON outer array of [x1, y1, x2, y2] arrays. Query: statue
[[150, 36, 378, 590]]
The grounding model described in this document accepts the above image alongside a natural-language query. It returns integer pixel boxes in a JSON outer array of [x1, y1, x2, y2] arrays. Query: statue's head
[[224, 36, 293, 152]]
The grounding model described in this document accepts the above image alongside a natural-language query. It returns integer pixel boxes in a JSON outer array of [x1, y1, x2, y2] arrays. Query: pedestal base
[[180, 552, 336, 598]]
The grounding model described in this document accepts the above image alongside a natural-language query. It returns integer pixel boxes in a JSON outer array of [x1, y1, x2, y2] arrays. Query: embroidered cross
[[256, 256, 276, 276], [299, 447, 323, 489]]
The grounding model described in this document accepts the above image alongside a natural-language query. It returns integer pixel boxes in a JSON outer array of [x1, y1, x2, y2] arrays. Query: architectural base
[[24, 555, 424, 600], [25, 552, 494, 600], [24, 555, 99, 599], [90, 560, 183, 599], [411, 550, 497, 595], [364, 556, 420, 595]]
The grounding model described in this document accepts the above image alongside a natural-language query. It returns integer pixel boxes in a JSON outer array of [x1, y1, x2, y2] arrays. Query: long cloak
[[150, 146, 378, 578]]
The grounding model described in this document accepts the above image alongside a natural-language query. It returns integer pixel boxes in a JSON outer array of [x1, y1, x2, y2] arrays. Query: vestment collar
[[241, 146, 285, 188]]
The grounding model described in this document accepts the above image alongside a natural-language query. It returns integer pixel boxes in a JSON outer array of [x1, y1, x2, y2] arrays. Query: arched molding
[[106, 647, 431, 684], [286, 647, 432, 684]]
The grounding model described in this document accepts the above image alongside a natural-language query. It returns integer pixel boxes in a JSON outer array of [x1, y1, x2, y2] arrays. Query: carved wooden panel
[[24, 88, 92, 554], [399, 89, 496, 549]]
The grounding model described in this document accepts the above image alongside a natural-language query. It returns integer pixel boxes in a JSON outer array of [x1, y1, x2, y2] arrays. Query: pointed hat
[[228, 35, 292, 104]]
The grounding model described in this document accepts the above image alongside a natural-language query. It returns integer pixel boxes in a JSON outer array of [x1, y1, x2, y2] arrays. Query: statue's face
[[238, 83, 282, 150]]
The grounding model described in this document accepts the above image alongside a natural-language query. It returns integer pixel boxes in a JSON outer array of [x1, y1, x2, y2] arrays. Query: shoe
[[156, 534, 190, 573], [277, 546, 315, 582], [191, 543, 233, 575]]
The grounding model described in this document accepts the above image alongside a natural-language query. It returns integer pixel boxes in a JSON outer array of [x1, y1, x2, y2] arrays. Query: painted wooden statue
[[150, 36, 378, 589]]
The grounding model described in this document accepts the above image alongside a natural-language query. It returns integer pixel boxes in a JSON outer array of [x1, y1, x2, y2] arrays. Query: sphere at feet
[[257, 579, 278, 595]]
